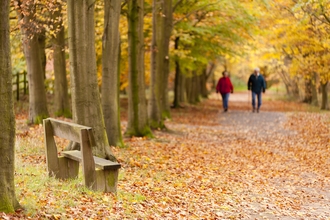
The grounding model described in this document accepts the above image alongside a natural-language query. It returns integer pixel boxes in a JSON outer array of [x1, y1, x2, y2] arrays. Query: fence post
[[15, 72, 19, 101], [23, 71, 27, 95]]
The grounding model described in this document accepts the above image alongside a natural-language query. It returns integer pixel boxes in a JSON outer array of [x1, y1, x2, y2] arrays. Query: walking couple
[[216, 68, 266, 113]]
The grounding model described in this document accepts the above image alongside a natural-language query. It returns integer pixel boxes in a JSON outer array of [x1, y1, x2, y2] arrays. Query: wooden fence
[[12, 71, 28, 101]]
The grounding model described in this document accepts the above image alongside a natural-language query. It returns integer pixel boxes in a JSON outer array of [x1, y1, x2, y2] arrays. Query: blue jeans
[[252, 91, 262, 109], [221, 93, 230, 109]]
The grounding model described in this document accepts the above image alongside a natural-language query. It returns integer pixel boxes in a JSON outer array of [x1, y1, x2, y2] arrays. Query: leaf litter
[[3, 92, 330, 219]]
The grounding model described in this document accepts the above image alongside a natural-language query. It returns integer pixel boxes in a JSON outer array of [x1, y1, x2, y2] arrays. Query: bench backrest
[[43, 118, 96, 186], [44, 118, 95, 144]]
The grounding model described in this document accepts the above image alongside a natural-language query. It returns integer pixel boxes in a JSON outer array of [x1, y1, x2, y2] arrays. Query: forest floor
[[3, 91, 330, 219]]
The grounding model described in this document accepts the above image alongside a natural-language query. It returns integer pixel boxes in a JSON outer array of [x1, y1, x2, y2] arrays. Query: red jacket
[[216, 77, 233, 94]]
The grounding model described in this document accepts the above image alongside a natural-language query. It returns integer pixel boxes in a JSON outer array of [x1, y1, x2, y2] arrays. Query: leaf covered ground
[[2, 92, 330, 219]]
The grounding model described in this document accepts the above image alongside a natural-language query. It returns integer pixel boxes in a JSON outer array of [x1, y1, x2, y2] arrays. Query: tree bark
[[18, 2, 49, 124], [311, 72, 318, 106], [0, 0, 20, 212], [126, 0, 152, 137], [303, 78, 312, 104], [194, 71, 201, 103], [149, 0, 166, 129], [179, 67, 186, 103], [320, 81, 328, 110], [173, 57, 181, 108], [102, 0, 124, 147], [185, 72, 192, 103], [160, 0, 173, 118], [52, 2, 71, 117], [38, 30, 46, 80], [186, 71, 200, 104], [200, 66, 208, 98], [173, 36, 185, 108], [67, 0, 117, 161]]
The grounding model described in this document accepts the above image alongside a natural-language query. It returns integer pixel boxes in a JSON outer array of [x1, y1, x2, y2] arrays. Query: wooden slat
[[80, 129, 96, 190], [61, 150, 121, 170], [43, 119, 60, 176], [45, 118, 91, 142], [93, 156, 121, 170]]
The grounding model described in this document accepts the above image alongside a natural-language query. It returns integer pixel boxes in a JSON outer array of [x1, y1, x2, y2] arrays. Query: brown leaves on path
[[4, 92, 330, 219]]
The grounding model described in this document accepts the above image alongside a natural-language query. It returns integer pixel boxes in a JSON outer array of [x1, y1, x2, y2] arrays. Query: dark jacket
[[248, 74, 266, 93], [216, 77, 233, 94]]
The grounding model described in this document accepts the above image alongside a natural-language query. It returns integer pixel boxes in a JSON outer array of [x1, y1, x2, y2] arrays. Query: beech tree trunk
[[52, 2, 71, 117], [186, 74, 192, 103], [303, 78, 313, 104], [126, 0, 152, 137], [200, 67, 208, 98], [102, 0, 124, 147], [67, 0, 116, 161], [311, 72, 319, 106], [18, 2, 49, 124], [0, 0, 20, 212], [320, 81, 328, 110], [186, 71, 200, 104], [173, 36, 186, 108], [38, 31, 46, 80], [173, 56, 181, 108], [149, 0, 166, 129], [179, 68, 186, 103], [160, 0, 173, 118]]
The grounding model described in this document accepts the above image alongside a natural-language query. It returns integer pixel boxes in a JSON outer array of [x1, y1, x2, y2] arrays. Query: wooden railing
[[12, 71, 28, 101]]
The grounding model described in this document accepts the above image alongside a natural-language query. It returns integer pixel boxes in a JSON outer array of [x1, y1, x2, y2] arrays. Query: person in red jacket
[[216, 71, 234, 112]]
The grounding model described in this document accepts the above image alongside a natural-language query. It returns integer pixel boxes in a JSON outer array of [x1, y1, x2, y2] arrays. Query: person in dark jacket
[[247, 67, 266, 113], [216, 71, 234, 112]]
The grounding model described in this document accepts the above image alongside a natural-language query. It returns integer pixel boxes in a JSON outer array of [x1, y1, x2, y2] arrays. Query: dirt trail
[[212, 92, 290, 138], [206, 92, 330, 219]]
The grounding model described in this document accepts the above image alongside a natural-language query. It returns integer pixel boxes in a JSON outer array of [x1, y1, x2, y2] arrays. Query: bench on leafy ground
[[43, 118, 121, 193]]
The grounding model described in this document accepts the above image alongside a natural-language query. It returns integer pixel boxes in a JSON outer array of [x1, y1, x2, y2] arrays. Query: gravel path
[[211, 93, 330, 219], [218, 110, 292, 139]]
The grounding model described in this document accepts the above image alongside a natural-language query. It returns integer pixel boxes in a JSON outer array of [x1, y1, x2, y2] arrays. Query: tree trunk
[[67, 0, 117, 161], [102, 0, 124, 147], [149, 0, 166, 129], [160, 0, 173, 118], [173, 36, 185, 108], [311, 72, 318, 106], [52, 2, 71, 117], [0, 0, 20, 212], [179, 70, 186, 103], [126, 0, 152, 137], [303, 78, 312, 104], [186, 71, 200, 104], [194, 71, 201, 103], [186, 73, 193, 103], [38, 31, 46, 80], [200, 67, 208, 98], [24, 34, 49, 124], [18, 2, 49, 124], [173, 57, 181, 108], [320, 81, 328, 110]]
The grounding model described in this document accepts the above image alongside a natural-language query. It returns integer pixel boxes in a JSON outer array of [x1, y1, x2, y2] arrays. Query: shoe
[[224, 108, 228, 112], [252, 108, 255, 113], [257, 108, 259, 113]]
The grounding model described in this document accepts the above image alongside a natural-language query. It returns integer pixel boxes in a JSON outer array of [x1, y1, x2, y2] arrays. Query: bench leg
[[57, 156, 79, 179], [95, 169, 119, 193]]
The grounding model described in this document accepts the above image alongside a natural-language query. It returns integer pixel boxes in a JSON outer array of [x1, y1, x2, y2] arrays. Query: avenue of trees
[[1, 0, 330, 213]]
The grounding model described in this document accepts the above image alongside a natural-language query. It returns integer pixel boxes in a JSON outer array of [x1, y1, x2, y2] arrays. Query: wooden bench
[[43, 118, 121, 193]]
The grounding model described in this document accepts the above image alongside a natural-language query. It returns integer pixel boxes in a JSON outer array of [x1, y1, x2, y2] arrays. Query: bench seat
[[61, 150, 121, 170]]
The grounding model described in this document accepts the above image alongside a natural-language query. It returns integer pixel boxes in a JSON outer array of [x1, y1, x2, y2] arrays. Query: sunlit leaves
[[259, 0, 330, 83], [172, 0, 258, 74]]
